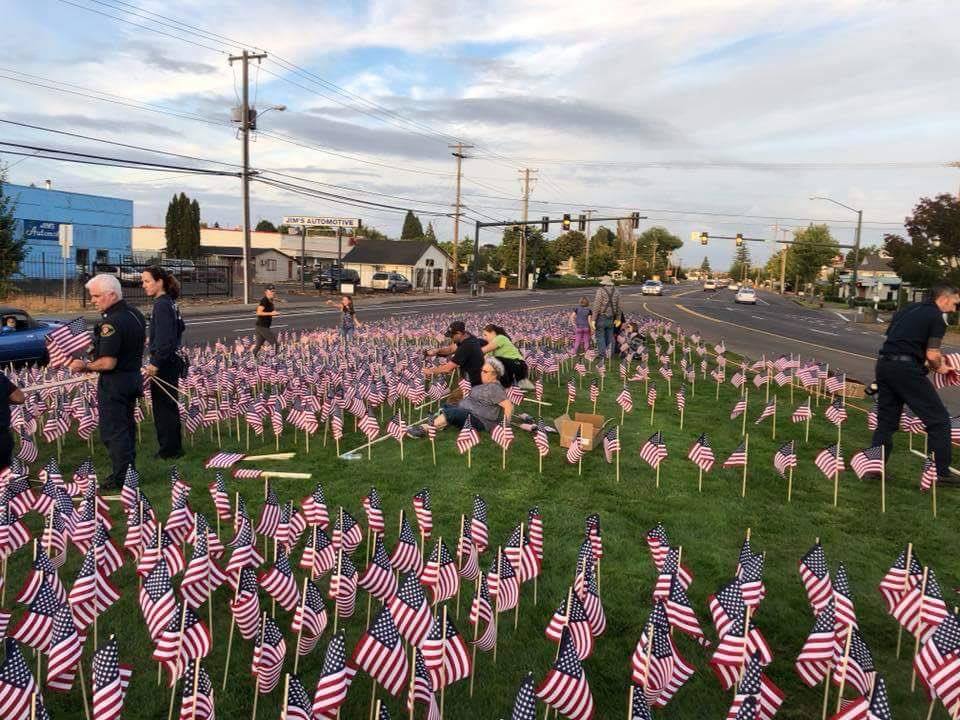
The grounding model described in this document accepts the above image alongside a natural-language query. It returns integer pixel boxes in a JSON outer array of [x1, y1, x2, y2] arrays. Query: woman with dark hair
[[480, 323, 531, 388], [141, 266, 185, 458], [326, 294, 361, 345]]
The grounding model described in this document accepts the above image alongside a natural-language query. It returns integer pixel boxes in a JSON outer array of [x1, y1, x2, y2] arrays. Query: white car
[[703, 279, 717, 291], [641, 280, 663, 296], [735, 287, 758, 304], [727, 281, 740, 291]]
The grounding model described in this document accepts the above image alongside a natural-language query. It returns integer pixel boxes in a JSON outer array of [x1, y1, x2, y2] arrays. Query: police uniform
[[93, 299, 146, 487], [253, 289, 278, 355], [871, 299, 951, 477], [149, 293, 185, 458]]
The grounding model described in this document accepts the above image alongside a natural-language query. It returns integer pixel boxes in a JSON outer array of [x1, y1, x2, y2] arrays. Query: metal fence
[[7, 254, 233, 304]]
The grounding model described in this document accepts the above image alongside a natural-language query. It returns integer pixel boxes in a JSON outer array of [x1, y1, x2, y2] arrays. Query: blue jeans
[[440, 404, 486, 431], [339, 327, 355, 345], [595, 316, 615, 357]]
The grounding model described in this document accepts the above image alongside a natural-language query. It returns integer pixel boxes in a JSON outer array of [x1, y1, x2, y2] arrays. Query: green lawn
[[13, 357, 956, 720]]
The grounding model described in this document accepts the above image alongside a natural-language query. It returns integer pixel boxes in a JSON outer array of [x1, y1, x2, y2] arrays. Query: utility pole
[[773, 224, 789, 295], [518, 168, 537, 289], [583, 209, 595, 276], [229, 49, 268, 305], [449, 144, 472, 293]]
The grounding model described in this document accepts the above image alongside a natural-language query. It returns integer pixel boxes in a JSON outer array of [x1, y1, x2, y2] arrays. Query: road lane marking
[[808, 328, 838, 336], [834, 312, 850, 322]]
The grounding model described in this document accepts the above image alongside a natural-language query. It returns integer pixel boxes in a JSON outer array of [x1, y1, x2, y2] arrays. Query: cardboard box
[[554, 412, 607, 451]]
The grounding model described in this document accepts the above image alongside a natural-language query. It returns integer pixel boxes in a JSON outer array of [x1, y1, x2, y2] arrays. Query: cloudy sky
[[1, 0, 958, 268]]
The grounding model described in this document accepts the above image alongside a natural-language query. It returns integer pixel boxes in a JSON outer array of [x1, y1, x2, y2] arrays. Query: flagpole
[[222, 574, 240, 691], [880, 445, 886, 514], [293, 577, 309, 674], [455, 515, 465, 620], [166, 602, 189, 720], [408, 645, 418, 719], [787, 466, 794, 503], [333, 548, 343, 633], [493, 547, 502, 665], [515, 524, 525, 630], [741, 433, 749, 498], [895, 542, 913, 659], [771, 396, 777, 440], [469, 580, 481, 697], [741, 387, 748, 437], [834, 624, 853, 714], [189, 655, 202, 720], [615, 426, 620, 484], [910, 567, 929, 692]]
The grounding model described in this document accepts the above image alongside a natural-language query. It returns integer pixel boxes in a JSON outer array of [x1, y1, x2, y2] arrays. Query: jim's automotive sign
[[22, 220, 60, 241]]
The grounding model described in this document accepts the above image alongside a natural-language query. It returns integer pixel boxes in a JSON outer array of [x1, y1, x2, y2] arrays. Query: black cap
[[265, 284, 276, 290], [444, 320, 466, 337]]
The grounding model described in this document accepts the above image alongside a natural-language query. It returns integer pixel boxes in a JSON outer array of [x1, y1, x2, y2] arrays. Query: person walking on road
[[571, 296, 592, 355], [871, 283, 960, 486], [591, 275, 622, 359], [253, 284, 280, 356], [141, 266, 185, 459]]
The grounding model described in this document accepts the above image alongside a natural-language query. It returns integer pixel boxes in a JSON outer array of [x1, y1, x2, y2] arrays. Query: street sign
[[57, 224, 73, 260], [283, 216, 360, 228]]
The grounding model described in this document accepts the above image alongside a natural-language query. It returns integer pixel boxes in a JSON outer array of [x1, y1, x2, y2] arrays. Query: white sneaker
[[517, 378, 535, 390]]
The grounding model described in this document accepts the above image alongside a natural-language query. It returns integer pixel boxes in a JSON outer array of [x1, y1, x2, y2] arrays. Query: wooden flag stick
[[293, 577, 309, 674], [771, 396, 777, 440], [895, 542, 913, 658], [189, 654, 202, 720], [741, 433, 749, 498], [655, 462, 661, 489], [222, 578, 241, 691], [333, 548, 344, 633], [469, 580, 481, 697], [697, 466, 703, 493], [741, 388, 748, 437], [834, 624, 854, 714], [166, 602, 189, 720], [250, 613, 266, 720], [933, 473, 938, 519], [820, 667, 832, 720], [880, 445, 886, 514], [439, 604, 449, 720], [787, 466, 794, 503], [243, 452, 296, 461], [615, 426, 621, 484], [911, 566, 930, 692], [455, 515, 466, 619]]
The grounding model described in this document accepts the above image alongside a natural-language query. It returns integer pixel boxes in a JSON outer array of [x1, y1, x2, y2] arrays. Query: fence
[[6, 254, 233, 305]]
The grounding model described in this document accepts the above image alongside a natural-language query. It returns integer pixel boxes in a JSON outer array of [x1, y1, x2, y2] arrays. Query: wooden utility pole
[[582, 209, 596, 276], [518, 168, 537, 289], [448, 144, 472, 293], [228, 50, 268, 305]]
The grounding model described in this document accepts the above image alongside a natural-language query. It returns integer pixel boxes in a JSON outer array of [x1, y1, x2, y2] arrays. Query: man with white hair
[[69, 273, 146, 489]]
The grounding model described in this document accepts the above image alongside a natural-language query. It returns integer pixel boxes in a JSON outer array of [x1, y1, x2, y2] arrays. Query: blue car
[[0, 307, 68, 365]]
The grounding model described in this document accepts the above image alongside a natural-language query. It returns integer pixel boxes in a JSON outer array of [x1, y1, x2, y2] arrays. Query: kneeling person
[[409, 358, 513, 436]]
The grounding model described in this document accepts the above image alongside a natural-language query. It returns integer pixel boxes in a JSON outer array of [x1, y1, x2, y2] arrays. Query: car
[[371, 271, 412, 293], [163, 259, 197, 282], [735, 287, 758, 304], [314, 267, 361, 291], [119, 265, 142, 287], [727, 281, 740, 291], [641, 280, 663, 296], [703, 279, 717, 291], [0, 307, 68, 365]]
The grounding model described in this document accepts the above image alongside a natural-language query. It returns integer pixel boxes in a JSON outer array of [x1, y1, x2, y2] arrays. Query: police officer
[[70, 274, 146, 489], [253, 284, 280, 356], [142, 266, 185, 459], [871, 283, 960, 486]]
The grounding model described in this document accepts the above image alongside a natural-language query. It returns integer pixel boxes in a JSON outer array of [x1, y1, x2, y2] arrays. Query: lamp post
[[810, 196, 862, 305]]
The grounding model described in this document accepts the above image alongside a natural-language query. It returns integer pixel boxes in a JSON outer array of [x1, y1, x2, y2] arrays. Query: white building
[[838, 253, 902, 301], [342, 239, 451, 290]]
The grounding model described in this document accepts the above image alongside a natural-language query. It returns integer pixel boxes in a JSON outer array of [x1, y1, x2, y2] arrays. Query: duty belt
[[878, 353, 920, 363]]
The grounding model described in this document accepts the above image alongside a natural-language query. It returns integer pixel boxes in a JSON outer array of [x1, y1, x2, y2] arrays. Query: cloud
[[125, 42, 220, 76], [4, 112, 184, 138]]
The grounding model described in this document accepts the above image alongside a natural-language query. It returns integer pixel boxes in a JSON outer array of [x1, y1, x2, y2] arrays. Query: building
[[342, 238, 451, 290], [198, 246, 299, 283], [838, 253, 902, 301], [6, 182, 132, 278]]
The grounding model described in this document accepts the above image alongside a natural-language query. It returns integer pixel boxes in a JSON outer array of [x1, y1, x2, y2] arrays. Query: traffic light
[[562, 213, 571, 231], [700, 232, 709, 245], [735, 233, 743, 246], [541, 216, 550, 233], [631, 211, 640, 229], [578, 214, 586, 232]]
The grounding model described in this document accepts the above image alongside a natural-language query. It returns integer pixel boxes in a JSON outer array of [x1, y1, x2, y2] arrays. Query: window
[[425, 259, 435, 268], [266, 259, 277, 271], [95, 249, 109, 263]]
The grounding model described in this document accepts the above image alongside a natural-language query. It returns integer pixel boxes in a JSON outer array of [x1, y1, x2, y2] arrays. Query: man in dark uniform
[[253, 284, 280, 356], [871, 283, 960, 485], [69, 274, 146, 489]]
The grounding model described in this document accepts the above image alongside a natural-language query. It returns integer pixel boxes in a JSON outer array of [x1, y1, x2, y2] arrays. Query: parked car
[[118, 265, 141, 287], [163, 259, 197, 281], [371, 272, 412, 293], [735, 287, 758, 304], [703, 279, 717, 291], [0, 307, 68, 365], [727, 281, 740, 291], [641, 280, 663, 296], [314, 267, 361, 291]]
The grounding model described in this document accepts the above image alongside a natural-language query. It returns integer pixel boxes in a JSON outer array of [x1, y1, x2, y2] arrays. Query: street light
[[810, 195, 862, 304]]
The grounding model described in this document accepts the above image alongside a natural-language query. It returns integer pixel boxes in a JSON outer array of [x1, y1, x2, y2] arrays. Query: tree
[[575, 244, 618, 276], [0, 169, 26, 297], [729, 243, 751, 281], [634, 227, 683, 277], [550, 231, 586, 264], [188, 199, 201, 257], [423, 222, 437, 244], [496, 227, 554, 278], [700, 256, 711, 272], [438, 238, 473, 267], [400, 210, 424, 240], [590, 226, 617, 249], [790, 224, 839, 287], [359, 225, 391, 242], [884, 193, 960, 288], [164, 192, 202, 258], [256, 219, 277, 233]]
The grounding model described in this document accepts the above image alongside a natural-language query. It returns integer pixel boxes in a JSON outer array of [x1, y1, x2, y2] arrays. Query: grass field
[[11, 352, 957, 720]]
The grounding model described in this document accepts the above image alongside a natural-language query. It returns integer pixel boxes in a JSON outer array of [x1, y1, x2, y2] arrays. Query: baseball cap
[[265, 284, 276, 290], [444, 320, 466, 337]]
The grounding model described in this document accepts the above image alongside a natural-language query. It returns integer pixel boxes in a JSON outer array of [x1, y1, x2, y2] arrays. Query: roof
[[200, 246, 294, 259], [858, 254, 894, 272], [342, 238, 447, 265]]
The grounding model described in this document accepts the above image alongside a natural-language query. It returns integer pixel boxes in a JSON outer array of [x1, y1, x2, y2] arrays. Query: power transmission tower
[[449, 144, 472, 293], [518, 168, 537, 289], [229, 49, 268, 305]]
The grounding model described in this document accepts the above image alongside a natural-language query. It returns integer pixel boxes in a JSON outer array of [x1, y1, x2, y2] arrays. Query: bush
[[821, 294, 843, 303], [877, 300, 898, 311], [537, 277, 600, 289]]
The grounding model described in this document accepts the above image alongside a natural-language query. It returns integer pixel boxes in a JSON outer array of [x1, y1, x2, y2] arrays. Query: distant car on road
[[0, 307, 67, 365], [703, 279, 717, 291], [735, 287, 758, 304], [371, 272, 412, 293], [314, 267, 361, 291], [727, 281, 740, 291], [641, 280, 663, 296]]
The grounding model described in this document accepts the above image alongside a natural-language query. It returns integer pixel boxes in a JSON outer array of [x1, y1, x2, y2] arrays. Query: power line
[[0, 142, 240, 176]]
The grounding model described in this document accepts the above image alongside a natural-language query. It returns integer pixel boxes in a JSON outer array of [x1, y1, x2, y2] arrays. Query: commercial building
[[342, 238, 451, 290], [6, 182, 132, 278]]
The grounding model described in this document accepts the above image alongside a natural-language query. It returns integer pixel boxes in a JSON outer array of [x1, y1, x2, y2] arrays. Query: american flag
[[914, 613, 960, 713], [589, 379, 599, 404], [225, 517, 264, 578], [456, 415, 480, 454], [43, 602, 82, 693], [469, 575, 497, 653], [617, 386, 634, 413], [362, 486, 385, 534], [527, 506, 543, 561], [208, 472, 231, 521], [139, 558, 177, 641], [390, 514, 422, 574], [653, 547, 693, 599], [328, 550, 357, 619], [836, 628, 876, 698], [491, 419, 514, 451], [331, 508, 363, 555], [256, 486, 282, 536], [545, 591, 594, 660], [799, 543, 834, 613], [687, 434, 715, 473], [567, 378, 577, 403], [300, 525, 335, 578], [251, 616, 286, 694], [725, 653, 784, 720], [312, 632, 355, 720], [791, 401, 812, 423], [892, 568, 948, 639], [181, 517, 227, 609], [723, 441, 748, 468], [91, 637, 132, 720], [421, 610, 472, 689], [350, 604, 409, 696], [281, 673, 311, 720], [584, 514, 603, 561], [15, 428, 37, 464], [469, 496, 489, 555], [832, 675, 894, 720], [291, 579, 327, 656], [602, 426, 620, 464], [646, 523, 670, 570], [301, 482, 329, 528], [46, 317, 91, 367], [412, 488, 433, 540], [773, 441, 796, 477], [68, 544, 121, 630], [773, 370, 791, 387], [153, 604, 212, 687], [566, 427, 585, 464], [920, 455, 937, 491], [508, 672, 538, 720], [659, 364, 673, 380], [878, 545, 922, 615], [359, 412, 380, 442], [487, 552, 519, 612], [867, 402, 878, 431], [178, 660, 214, 720], [640, 431, 667, 469], [731, 371, 745, 388], [647, 384, 657, 407], [419, 539, 459, 604], [664, 574, 708, 645], [795, 600, 835, 687], [204, 451, 246, 469], [259, 546, 300, 611], [533, 418, 551, 457], [358, 534, 398, 601], [730, 398, 747, 420], [752, 371, 768, 388], [578, 559, 606, 636], [825, 397, 847, 425], [825, 373, 845, 395], [9, 579, 59, 651], [407, 650, 440, 720], [535, 627, 594, 720], [630, 603, 695, 709], [754, 400, 775, 424], [850, 446, 884, 479], [387, 412, 405, 441], [389, 572, 433, 647], [739, 554, 766, 608], [814, 444, 845, 478]]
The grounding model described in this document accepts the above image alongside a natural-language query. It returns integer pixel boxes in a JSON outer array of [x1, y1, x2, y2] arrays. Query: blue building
[[6, 183, 133, 278]]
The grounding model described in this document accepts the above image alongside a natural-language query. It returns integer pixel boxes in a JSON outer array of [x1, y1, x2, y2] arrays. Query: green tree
[[590, 226, 617, 249], [884, 194, 960, 288], [634, 227, 683, 277], [400, 210, 424, 240], [551, 231, 586, 264], [0, 169, 26, 297], [729, 243, 751, 281], [256, 219, 277, 232], [164, 194, 180, 257], [700, 256, 711, 272], [164, 193, 201, 257], [423, 222, 437, 244], [496, 227, 554, 278], [790, 224, 839, 286], [360, 225, 391, 242], [575, 244, 618, 276], [188, 199, 201, 257]]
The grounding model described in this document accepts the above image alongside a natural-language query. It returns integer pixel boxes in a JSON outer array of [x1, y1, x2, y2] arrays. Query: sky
[[1, 0, 958, 270]]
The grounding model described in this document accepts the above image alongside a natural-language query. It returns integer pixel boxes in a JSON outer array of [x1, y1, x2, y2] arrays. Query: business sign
[[22, 220, 61, 242], [283, 216, 360, 228]]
